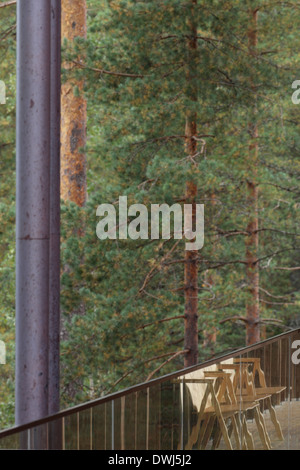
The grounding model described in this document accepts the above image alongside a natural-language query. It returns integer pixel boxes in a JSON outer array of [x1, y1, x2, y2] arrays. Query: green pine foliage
[[59, 0, 300, 405], [0, 1, 16, 429], [1, 0, 300, 419]]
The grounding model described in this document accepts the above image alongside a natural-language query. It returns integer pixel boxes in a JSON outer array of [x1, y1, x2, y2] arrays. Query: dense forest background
[[1, 0, 300, 429]]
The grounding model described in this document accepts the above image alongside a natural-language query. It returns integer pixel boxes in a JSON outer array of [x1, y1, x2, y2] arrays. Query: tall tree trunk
[[60, 0, 87, 402], [246, 6, 260, 345], [184, 0, 198, 367], [61, 0, 87, 207]]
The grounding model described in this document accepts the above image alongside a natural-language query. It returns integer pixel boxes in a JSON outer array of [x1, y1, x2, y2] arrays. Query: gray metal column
[[49, 0, 61, 418], [15, 0, 52, 426]]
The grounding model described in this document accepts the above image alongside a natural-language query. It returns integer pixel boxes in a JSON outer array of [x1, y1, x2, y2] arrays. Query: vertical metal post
[[15, 0, 51, 426], [111, 400, 114, 450], [49, 0, 61, 417], [48, 1, 62, 449]]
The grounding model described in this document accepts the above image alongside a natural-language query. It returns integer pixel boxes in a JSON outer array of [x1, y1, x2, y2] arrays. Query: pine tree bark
[[184, 0, 198, 367], [246, 6, 260, 345], [61, 0, 87, 207]]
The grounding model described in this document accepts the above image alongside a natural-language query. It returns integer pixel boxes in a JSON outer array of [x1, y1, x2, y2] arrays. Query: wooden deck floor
[[244, 400, 300, 450], [215, 399, 300, 450]]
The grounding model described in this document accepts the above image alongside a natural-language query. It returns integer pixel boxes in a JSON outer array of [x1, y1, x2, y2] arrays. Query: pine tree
[[245, 4, 260, 345]]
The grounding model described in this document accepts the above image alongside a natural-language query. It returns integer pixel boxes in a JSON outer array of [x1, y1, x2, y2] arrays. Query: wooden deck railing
[[0, 328, 300, 450]]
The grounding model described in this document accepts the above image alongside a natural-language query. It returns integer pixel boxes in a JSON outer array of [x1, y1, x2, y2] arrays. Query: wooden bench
[[176, 374, 269, 450], [233, 357, 286, 397], [204, 371, 271, 450], [218, 358, 285, 441]]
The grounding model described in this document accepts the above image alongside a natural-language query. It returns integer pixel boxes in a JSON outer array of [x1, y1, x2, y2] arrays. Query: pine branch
[[258, 319, 292, 331], [216, 227, 300, 239], [257, 248, 300, 266], [132, 134, 214, 146], [120, 312, 185, 341], [273, 266, 300, 271], [108, 370, 133, 392], [0, 1, 16, 8], [167, 337, 184, 347], [71, 59, 144, 79], [260, 299, 295, 305], [107, 349, 187, 392], [0, 24, 16, 42], [220, 316, 249, 325], [137, 315, 185, 331], [259, 318, 285, 324], [139, 239, 182, 293], [215, 228, 250, 238], [260, 182, 300, 195], [164, 258, 248, 268], [259, 286, 296, 299], [220, 316, 291, 329], [157, 34, 182, 41], [163, 248, 300, 272], [146, 349, 188, 382]]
